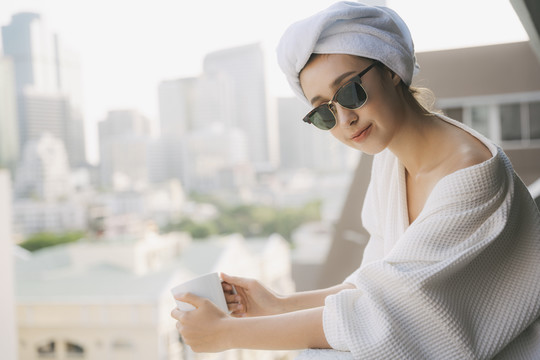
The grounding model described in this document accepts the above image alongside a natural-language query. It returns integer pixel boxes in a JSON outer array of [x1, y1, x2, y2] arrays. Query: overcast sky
[[0, 0, 529, 163]]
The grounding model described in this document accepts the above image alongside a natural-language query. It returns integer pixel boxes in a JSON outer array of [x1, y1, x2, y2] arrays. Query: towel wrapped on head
[[276, 1, 420, 105]]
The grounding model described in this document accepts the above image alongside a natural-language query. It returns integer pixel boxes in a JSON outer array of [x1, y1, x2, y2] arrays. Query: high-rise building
[[1, 12, 87, 167], [17, 91, 69, 151], [14, 133, 73, 201], [158, 77, 197, 138], [0, 57, 19, 173], [184, 123, 253, 192], [202, 43, 278, 170], [98, 110, 152, 190], [155, 78, 199, 186]]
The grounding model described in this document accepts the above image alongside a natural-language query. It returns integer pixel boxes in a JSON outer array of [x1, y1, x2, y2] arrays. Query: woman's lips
[[351, 124, 372, 142]]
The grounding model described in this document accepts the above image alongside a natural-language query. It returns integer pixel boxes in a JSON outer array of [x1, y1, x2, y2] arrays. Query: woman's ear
[[390, 71, 401, 87], [380, 65, 402, 87]]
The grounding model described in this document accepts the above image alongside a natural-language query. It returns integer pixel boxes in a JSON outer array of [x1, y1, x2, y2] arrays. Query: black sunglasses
[[303, 61, 379, 130]]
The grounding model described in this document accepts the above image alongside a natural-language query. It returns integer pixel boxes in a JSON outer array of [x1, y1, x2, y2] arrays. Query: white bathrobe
[[314, 116, 540, 359]]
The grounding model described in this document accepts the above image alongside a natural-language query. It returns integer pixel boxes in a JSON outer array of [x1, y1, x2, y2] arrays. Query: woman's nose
[[334, 105, 358, 128]]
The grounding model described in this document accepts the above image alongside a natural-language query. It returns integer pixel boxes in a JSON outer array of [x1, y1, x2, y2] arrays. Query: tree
[[19, 231, 85, 252], [163, 200, 322, 241]]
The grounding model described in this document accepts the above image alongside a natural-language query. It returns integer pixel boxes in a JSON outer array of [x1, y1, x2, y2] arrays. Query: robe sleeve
[[323, 149, 540, 359]]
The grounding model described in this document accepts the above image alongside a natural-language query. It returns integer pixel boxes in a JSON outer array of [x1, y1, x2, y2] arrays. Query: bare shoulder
[[444, 127, 493, 175]]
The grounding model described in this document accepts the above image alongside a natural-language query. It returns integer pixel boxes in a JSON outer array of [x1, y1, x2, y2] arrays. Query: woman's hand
[[171, 293, 232, 353], [221, 273, 284, 317]]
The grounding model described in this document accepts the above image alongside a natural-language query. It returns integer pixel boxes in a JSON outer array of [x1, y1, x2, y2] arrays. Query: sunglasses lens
[[336, 82, 367, 109], [307, 105, 336, 130]]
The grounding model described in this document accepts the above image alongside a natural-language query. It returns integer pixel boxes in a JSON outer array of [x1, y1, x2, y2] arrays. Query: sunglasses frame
[[303, 61, 380, 130]]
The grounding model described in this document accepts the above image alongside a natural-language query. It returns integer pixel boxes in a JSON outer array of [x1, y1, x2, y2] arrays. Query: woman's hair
[[402, 82, 438, 115]]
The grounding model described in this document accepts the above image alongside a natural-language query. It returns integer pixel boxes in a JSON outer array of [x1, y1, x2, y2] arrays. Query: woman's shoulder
[[434, 114, 495, 180], [439, 134, 493, 179]]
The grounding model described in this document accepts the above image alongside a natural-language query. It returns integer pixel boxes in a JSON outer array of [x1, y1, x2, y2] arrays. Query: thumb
[[176, 292, 203, 308]]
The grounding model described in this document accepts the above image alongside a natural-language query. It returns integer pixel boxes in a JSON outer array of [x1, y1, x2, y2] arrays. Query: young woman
[[171, 2, 540, 358]]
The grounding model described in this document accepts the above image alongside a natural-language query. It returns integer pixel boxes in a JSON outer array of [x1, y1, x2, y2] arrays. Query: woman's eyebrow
[[332, 71, 357, 87], [309, 70, 358, 105]]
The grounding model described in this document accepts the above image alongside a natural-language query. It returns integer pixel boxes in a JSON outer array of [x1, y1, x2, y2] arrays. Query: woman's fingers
[[220, 273, 253, 289], [225, 293, 243, 313], [225, 292, 240, 304], [222, 282, 234, 292]]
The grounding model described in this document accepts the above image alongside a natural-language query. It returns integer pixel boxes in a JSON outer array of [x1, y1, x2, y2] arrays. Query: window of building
[[66, 341, 85, 358], [529, 101, 540, 140], [470, 105, 490, 137], [500, 103, 522, 141], [37, 341, 55, 358], [112, 339, 134, 350]]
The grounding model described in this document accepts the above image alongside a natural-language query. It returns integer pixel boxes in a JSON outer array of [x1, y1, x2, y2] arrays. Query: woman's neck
[[387, 108, 443, 178]]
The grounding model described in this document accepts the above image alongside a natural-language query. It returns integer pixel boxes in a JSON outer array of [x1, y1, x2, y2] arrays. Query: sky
[[0, 0, 529, 164]]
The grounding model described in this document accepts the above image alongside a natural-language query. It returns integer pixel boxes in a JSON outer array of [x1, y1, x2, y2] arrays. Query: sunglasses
[[303, 61, 379, 130]]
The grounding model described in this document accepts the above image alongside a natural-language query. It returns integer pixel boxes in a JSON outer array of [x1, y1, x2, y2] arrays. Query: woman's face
[[299, 54, 404, 154]]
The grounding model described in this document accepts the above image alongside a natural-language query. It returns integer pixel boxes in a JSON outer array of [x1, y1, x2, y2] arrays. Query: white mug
[[170, 272, 229, 313]]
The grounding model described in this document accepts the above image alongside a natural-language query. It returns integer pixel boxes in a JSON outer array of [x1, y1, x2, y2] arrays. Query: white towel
[[276, 1, 419, 105]]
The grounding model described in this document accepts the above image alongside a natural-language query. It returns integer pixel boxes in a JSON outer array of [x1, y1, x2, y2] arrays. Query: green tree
[[163, 199, 322, 241], [19, 231, 86, 252]]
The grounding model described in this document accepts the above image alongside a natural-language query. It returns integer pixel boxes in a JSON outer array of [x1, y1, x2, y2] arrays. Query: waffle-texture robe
[[320, 116, 540, 359]]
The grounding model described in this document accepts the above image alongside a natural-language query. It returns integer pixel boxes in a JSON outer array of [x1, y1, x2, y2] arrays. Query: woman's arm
[[276, 283, 356, 313], [221, 273, 355, 316], [227, 307, 330, 350], [173, 293, 331, 352]]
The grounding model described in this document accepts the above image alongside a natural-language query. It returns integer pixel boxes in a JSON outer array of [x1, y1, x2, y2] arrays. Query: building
[[277, 97, 358, 172], [15, 231, 296, 360], [98, 110, 152, 190], [202, 43, 278, 171], [0, 170, 18, 360], [12, 199, 87, 237], [155, 44, 281, 192], [15, 231, 190, 360], [14, 133, 72, 201], [0, 57, 19, 173], [11, 132, 91, 237], [413, 41, 540, 185], [154, 78, 200, 186], [1, 12, 86, 167], [86, 179, 185, 235], [158, 77, 198, 138], [183, 123, 254, 193]]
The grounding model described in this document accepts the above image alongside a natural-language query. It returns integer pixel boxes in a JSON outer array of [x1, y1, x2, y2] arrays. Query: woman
[[172, 2, 540, 358]]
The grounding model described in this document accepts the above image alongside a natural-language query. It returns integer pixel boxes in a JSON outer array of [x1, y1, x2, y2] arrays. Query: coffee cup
[[170, 272, 229, 313]]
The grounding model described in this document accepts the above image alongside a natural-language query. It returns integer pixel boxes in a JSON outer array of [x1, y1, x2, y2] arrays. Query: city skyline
[[0, 0, 529, 165]]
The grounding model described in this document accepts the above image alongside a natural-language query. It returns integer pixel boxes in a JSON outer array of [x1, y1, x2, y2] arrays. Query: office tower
[[202, 43, 278, 170], [98, 110, 152, 190], [278, 97, 312, 169], [155, 78, 198, 185], [183, 123, 252, 192], [1, 12, 86, 167], [14, 133, 73, 201], [158, 77, 197, 138], [0, 57, 19, 172]]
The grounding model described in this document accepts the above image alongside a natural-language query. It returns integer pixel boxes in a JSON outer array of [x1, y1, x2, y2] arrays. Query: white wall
[[0, 170, 17, 360]]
